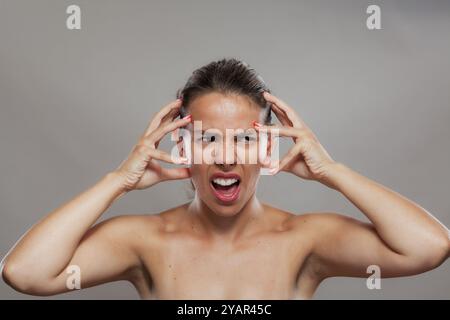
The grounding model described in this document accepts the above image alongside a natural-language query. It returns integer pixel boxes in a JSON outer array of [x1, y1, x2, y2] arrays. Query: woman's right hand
[[113, 99, 192, 192]]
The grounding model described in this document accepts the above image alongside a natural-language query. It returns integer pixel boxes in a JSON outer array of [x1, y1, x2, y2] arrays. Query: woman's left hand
[[254, 91, 337, 186]]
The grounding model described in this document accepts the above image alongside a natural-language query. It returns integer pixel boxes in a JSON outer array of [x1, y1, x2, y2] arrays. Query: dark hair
[[177, 58, 272, 124]]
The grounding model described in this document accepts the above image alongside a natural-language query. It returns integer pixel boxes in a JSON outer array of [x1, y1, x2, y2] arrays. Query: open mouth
[[209, 175, 241, 203]]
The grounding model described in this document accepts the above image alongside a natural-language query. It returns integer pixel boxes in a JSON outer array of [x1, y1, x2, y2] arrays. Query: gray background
[[1, 0, 449, 299]]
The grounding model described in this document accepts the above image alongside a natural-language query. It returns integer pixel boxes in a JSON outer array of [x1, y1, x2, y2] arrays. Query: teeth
[[212, 178, 238, 186]]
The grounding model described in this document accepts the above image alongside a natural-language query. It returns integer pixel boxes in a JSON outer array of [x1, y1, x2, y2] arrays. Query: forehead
[[188, 92, 261, 130]]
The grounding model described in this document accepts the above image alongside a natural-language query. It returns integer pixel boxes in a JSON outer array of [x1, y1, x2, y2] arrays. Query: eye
[[200, 134, 217, 143], [236, 134, 257, 143]]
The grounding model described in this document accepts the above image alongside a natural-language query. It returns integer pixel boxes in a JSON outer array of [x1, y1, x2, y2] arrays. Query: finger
[[253, 123, 303, 140], [143, 99, 183, 137], [259, 155, 272, 168], [146, 158, 162, 171], [263, 92, 299, 123], [161, 107, 181, 126], [152, 148, 188, 164], [160, 167, 191, 181], [149, 115, 192, 145], [263, 92, 305, 128], [270, 103, 292, 126], [138, 144, 187, 164], [270, 143, 303, 175]]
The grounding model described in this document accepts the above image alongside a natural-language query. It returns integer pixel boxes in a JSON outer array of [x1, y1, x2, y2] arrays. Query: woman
[[1, 58, 449, 299]]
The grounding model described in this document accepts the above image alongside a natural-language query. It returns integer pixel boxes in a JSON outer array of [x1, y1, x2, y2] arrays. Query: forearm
[[2, 171, 127, 281], [324, 162, 450, 259]]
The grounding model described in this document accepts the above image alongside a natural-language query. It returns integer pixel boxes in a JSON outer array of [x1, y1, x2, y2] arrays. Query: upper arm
[[16, 215, 145, 296], [304, 212, 442, 280]]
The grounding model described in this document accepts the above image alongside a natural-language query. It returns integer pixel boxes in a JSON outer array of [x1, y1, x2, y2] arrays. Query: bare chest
[[139, 233, 310, 299]]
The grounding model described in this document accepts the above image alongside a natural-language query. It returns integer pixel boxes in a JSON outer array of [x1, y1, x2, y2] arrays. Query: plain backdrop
[[1, 0, 449, 299]]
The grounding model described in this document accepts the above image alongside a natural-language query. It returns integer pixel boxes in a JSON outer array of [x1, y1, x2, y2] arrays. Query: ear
[[176, 134, 185, 158], [266, 130, 279, 159], [257, 130, 274, 164], [170, 128, 183, 156], [173, 128, 192, 163]]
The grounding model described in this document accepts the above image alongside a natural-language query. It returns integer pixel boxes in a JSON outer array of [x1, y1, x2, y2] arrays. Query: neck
[[187, 192, 264, 241]]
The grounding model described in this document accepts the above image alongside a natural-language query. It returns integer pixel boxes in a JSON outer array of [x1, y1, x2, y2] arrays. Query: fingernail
[[178, 157, 188, 163], [253, 121, 262, 127], [182, 114, 192, 121]]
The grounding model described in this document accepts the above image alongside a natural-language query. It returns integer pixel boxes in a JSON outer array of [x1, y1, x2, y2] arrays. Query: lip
[[209, 172, 242, 181], [209, 172, 241, 204]]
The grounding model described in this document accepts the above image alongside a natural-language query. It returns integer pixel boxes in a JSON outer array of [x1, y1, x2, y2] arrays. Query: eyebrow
[[192, 129, 257, 138], [193, 128, 256, 133]]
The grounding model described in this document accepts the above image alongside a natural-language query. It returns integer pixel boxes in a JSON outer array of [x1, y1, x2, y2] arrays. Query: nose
[[213, 139, 236, 168]]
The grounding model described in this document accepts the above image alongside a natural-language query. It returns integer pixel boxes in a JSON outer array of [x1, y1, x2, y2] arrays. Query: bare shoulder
[[88, 206, 184, 248], [261, 206, 368, 247], [258, 207, 356, 279], [92, 213, 163, 235], [268, 209, 369, 281], [261, 203, 320, 228], [283, 210, 366, 233]]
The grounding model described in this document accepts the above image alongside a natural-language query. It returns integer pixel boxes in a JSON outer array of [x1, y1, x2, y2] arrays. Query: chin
[[195, 179, 255, 217], [199, 192, 247, 217], [209, 202, 243, 217]]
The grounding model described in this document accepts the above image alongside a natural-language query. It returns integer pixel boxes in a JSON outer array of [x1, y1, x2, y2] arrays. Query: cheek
[[243, 166, 260, 188], [235, 143, 259, 164], [190, 165, 209, 188]]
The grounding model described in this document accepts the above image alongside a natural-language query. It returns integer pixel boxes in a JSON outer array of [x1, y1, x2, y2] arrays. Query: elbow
[[444, 231, 450, 260], [2, 260, 34, 294], [432, 230, 450, 265], [1, 260, 56, 296], [411, 233, 450, 271]]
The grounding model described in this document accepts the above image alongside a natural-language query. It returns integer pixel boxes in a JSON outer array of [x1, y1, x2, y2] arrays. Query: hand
[[254, 92, 337, 186], [113, 99, 192, 192]]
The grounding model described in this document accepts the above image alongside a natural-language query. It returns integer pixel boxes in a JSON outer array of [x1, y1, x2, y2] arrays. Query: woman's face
[[182, 92, 268, 217]]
